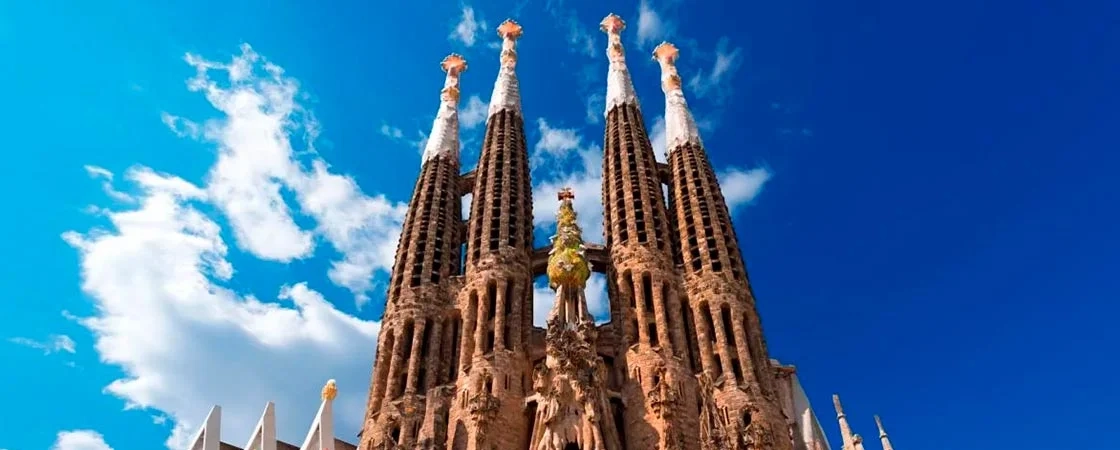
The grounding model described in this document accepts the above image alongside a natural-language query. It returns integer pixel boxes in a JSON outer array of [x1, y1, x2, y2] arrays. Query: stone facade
[[184, 14, 899, 450], [349, 14, 897, 450]]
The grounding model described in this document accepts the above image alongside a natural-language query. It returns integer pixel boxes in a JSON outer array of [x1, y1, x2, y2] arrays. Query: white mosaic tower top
[[653, 42, 703, 157], [601, 14, 640, 114], [420, 54, 467, 164], [488, 19, 523, 118]]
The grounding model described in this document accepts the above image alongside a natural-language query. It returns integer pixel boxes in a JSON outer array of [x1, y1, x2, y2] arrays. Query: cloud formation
[[717, 167, 772, 212], [51, 430, 114, 450], [166, 44, 407, 306], [67, 45, 399, 449], [635, 0, 675, 49], [688, 37, 744, 104], [8, 334, 76, 355], [450, 6, 487, 47]]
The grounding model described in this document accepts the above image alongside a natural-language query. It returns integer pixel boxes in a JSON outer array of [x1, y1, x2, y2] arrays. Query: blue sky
[[1, 0, 1117, 449]]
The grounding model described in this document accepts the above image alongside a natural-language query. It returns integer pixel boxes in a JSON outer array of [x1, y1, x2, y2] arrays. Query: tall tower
[[654, 41, 792, 450], [598, 14, 699, 450], [359, 54, 468, 450], [874, 415, 894, 450], [447, 19, 534, 450]]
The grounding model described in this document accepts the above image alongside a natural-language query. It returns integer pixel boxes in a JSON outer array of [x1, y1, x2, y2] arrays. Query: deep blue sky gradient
[[1, 0, 1117, 449]]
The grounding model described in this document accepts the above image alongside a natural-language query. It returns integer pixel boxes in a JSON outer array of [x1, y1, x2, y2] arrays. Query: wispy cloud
[[51, 430, 114, 450], [8, 334, 76, 355], [545, 0, 595, 57], [718, 166, 772, 212], [160, 112, 203, 139], [83, 165, 133, 203], [379, 122, 429, 155], [450, 5, 487, 47], [635, 0, 676, 49], [533, 118, 583, 164], [460, 94, 488, 129], [688, 37, 744, 104]]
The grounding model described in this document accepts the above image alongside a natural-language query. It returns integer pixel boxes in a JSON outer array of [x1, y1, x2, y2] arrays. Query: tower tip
[[440, 53, 468, 74], [321, 379, 338, 401], [557, 187, 575, 201], [832, 394, 844, 414], [600, 14, 625, 34], [497, 19, 523, 40], [652, 41, 680, 64]]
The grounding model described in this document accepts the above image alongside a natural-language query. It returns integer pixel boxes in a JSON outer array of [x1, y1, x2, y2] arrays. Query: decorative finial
[[547, 187, 589, 289], [439, 53, 467, 104], [653, 41, 680, 65], [497, 19, 523, 40], [832, 394, 845, 416], [440, 53, 468, 75], [558, 187, 575, 201], [653, 41, 683, 93], [495, 19, 523, 70], [875, 414, 895, 450], [600, 13, 626, 34], [321, 379, 338, 401]]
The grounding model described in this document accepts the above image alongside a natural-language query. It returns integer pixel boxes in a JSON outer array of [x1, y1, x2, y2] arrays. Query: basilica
[[185, 14, 896, 450]]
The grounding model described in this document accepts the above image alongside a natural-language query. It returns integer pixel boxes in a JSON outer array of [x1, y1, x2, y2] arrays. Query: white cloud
[[688, 38, 743, 103], [173, 44, 407, 305], [160, 112, 203, 140], [635, 0, 674, 49], [63, 166, 379, 449], [450, 6, 487, 47], [380, 123, 429, 155], [60, 45, 422, 449], [584, 93, 604, 124], [717, 167, 772, 213], [83, 165, 133, 203], [460, 94, 488, 129], [8, 334, 76, 355], [378, 123, 403, 139], [544, 2, 595, 57], [533, 118, 582, 162], [530, 120, 604, 244], [51, 430, 114, 450], [649, 115, 667, 163]]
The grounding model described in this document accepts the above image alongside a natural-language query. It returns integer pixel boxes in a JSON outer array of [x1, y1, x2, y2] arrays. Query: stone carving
[[466, 370, 500, 429], [524, 190, 621, 450]]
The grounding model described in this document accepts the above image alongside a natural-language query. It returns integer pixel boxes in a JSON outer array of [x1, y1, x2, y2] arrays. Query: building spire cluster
[[185, 13, 898, 450], [833, 394, 896, 450]]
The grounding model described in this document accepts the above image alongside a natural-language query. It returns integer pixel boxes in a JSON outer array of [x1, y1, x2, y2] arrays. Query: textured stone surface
[[354, 20, 894, 450]]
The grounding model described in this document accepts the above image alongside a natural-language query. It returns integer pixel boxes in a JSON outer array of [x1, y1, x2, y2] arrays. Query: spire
[[188, 405, 221, 450], [600, 13, 639, 114], [300, 379, 337, 450], [547, 188, 590, 291], [875, 415, 895, 450], [420, 53, 467, 164], [488, 19, 523, 117], [652, 41, 703, 157], [833, 394, 855, 450], [244, 402, 277, 450]]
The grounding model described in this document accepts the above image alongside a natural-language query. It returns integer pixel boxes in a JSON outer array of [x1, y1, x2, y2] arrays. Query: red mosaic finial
[[497, 19, 523, 40], [600, 13, 626, 34], [440, 53, 468, 75], [653, 41, 680, 65]]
